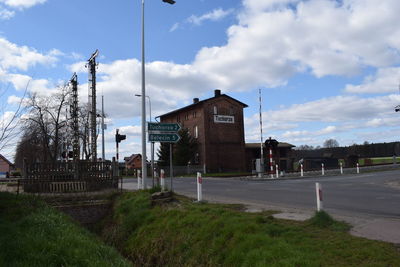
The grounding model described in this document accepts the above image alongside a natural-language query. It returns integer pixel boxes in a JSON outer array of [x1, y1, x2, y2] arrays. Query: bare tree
[[22, 87, 70, 162], [0, 83, 28, 153], [323, 139, 339, 148]]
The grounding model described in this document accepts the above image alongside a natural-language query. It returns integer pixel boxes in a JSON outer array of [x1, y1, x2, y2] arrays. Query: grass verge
[[99, 191, 400, 266], [0, 192, 130, 267]]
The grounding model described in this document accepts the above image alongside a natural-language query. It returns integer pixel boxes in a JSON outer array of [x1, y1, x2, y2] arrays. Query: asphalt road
[[123, 169, 400, 219]]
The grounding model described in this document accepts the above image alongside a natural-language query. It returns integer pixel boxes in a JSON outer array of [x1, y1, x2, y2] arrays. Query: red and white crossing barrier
[[269, 148, 274, 178], [300, 164, 304, 177], [160, 169, 165, 191], [197, 172, 202, 201], [321, 163, 325, 176], [315, 182, 323, 211]]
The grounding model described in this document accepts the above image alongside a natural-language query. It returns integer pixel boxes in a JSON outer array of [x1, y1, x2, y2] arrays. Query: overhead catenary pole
[[70, 73, 80, 162], [87, 49, 99, 162]]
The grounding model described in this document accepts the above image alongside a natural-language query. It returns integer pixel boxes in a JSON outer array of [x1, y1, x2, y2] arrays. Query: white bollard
[[275, 164, 279, 178], [315, 182, 323, 211], [137, 170, 142, 190], [197, 172, 203, 202], [340, 162, 343, 175], [321, 163, 325, 176], [160, 169, 165, 191], [356, 163, 360, 174], [300, 164, 304, 177]]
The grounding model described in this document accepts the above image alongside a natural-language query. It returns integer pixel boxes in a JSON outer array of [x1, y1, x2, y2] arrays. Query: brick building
[[0, 154, 13, 177], [158, 90, 248, 172], [245, 142, 295, 172], [124, 154, 142, 170]]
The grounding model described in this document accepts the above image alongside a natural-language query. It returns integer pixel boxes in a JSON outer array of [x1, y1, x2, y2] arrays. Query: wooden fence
[[19, 161, 119, 193]]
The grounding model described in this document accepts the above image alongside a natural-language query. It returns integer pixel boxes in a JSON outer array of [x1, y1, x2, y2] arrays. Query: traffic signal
[[116, 132, 126, 143], [265, 137, 279, 149]]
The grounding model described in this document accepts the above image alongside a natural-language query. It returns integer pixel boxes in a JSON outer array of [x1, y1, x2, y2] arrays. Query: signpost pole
[[169, 143, 173, 191]]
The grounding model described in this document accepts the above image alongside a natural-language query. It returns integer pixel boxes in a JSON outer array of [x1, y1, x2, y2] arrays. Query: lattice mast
[[87, 50, 99, 162], [70, 73, 80, 162]]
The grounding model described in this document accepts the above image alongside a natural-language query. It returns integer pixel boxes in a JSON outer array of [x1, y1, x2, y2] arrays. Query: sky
[[1, 0, 400, 161]]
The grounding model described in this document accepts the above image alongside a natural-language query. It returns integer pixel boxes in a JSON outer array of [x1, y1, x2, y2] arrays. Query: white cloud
[[345, 67, 400, 94], [267, 94, 400, 123], [0, 7, 14, 19], [169, 22, 180, 32], [0, 0, 46, 9], [187, 8, 234, 26], [0, 38, 58, 71]]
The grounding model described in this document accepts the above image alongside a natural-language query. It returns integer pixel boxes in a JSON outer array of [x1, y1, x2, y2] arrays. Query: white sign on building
[[214, 115, 235, 124]]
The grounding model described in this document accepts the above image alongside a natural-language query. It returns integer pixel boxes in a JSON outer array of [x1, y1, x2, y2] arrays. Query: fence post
[[275, 164, 279, 178], [315, 182, 323, 211], [160, 169, 165, 191], [356, 163, 360, 174], [197, 172, 202, 202], [300, 164, 304, 177], [321, 163, 325, 176], [340, 162, 343, 175]]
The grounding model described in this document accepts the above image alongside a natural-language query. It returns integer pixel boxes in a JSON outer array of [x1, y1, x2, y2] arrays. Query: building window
[[176, 116, 181, 122], [213, 106, 218, 114], [193, 111, 197, 118], [194, 126, 198, 138], [185, 113, 189, 120]]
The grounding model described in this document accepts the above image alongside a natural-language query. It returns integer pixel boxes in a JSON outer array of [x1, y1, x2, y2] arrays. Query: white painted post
[[137, 170, 141, 190], [356, 163, 360, 174], [315, 182, 323, 211], [321, 163, 325, 176], [340, 162, 343, 175], [197, 172, 202, 202], [275, 164, 279, 178], [300, 164, 304, 177], [160, 169, 165, 191]]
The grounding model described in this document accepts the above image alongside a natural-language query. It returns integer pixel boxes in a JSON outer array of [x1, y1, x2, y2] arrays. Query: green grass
[[0, 192, 130, 267], [359, 157, 399, 166], [99, 191, 400, 266]]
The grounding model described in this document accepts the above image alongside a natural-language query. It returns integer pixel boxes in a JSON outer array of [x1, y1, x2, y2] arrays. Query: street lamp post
[[135, 94, 154, 187], [140, 0, 175, 189]]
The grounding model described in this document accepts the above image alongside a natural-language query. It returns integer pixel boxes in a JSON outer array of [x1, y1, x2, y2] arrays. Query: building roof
[[0, 154, 12, 165], [245, 142, 295, 149], [157, 91, 248, 119]]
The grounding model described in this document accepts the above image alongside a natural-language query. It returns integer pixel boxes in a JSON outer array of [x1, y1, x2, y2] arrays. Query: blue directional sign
[[149, 133, 181, 143], [148, 122, 181, 132]]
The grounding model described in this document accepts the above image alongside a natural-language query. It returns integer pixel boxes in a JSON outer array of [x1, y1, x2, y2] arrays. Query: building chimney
[[214, 89, 221, 97], [193, 98, 199, 104]]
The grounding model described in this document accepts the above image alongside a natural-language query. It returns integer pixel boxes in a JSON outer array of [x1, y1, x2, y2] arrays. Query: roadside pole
[[160, 169, 165, 191], [321, 163, 325, 176], [275, 164, 279, 178], [315, 182, 323, 211], [356, 163, 360, 174], [300, 164, 304, 177], [197, 172, 202, 201], [340, 162, 343, 174], [137, 170, 141, 190]]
